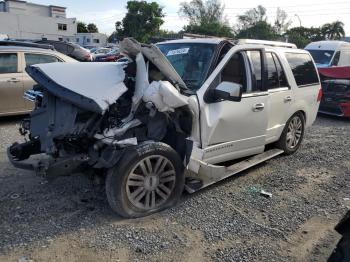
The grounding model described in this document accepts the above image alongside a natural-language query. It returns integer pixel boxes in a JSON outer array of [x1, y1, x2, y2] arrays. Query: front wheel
[[106, 142, 184, 218], [276, 112, 305, 155]]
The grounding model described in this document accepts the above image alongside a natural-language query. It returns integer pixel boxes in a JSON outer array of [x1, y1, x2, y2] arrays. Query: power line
[[224, 1, 350, 10]]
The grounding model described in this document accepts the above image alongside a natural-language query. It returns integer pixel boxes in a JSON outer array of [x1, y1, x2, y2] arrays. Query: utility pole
[[294, 14, 302, 27]]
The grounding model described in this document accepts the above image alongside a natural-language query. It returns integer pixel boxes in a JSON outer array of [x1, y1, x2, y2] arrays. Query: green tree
[[285, 26, 324, 48], [87, 23, 99, 33], [77, 21, 88, 33], [321, 21, 345, 40], [236, 21, 278, 40], [236, 5, 267, 31], [274, 8, 291, 35], [179, 0, 233, 37], [113, 1, 164, 42]]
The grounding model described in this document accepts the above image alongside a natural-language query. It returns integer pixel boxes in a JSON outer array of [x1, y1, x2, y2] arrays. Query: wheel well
[[295, 110, 307, 123]]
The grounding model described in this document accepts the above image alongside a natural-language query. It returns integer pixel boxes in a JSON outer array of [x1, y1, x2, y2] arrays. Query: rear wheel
[[106, 142, 184, 218], [276, 112, 305, 155]]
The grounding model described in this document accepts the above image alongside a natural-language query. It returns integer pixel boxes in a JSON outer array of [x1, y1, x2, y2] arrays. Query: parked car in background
[[35, 40, 92, 62], [94, 48, 122, 62], [92, 47, 112, 55], [305, 41, 350, 68], [318, 67, 350, 117], [116, 56, 131, 64], [0, 43, 77, 116], [8, 38, 321, 218]]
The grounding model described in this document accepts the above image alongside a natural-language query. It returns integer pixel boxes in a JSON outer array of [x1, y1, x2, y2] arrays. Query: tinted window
[[0, 53, 17, 73], [331, 51, 340, 66], [272, 53, 288, 87], [307, 49, 334, 65], [158, 43, 215, 90], [221, 52, 246, 91], [25, 53, 60, 66], [285, 53, 319, 87], [266, 52, 279, 89], [247, 51, 263, 91], [266, 52, 288, 89], [54, 42, 69, 54]]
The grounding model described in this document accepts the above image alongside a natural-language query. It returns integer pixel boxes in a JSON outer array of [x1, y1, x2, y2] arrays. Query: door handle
[[7, 78, 20, 83], [284, 96, 292, 102], [252, 103, 265, 112]]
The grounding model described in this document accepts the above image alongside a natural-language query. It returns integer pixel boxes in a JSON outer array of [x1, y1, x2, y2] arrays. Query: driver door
[[197, 47, 269, 164]]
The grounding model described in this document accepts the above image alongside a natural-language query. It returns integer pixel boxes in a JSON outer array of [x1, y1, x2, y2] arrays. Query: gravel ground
[[0, 115, 349, 262]]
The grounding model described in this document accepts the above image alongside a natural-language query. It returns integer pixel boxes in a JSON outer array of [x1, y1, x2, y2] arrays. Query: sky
[[29, 0, 350, 35]]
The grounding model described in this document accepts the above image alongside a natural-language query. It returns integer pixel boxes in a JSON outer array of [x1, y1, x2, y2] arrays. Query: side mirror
[[213, 81, 243, 102]]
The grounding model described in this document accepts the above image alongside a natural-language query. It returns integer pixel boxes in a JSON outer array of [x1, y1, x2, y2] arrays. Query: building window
[[93, 39, 100, 43], [58, 23, 67, 31], [86, 38, 90, 43], [66, 38, 70, 42], [76, 38, 79, 42]]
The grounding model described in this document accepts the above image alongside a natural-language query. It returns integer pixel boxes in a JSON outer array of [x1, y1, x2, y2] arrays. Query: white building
[[75, 32, 108, 48], [0, 0, 76, 41]]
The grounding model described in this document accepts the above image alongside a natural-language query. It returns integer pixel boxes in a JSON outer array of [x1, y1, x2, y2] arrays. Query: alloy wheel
[[286, 116, 303, 149], [126, 155, 176, 210]]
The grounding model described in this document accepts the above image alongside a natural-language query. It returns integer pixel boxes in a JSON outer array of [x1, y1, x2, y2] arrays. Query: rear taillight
[[317, 88, 323, 102]]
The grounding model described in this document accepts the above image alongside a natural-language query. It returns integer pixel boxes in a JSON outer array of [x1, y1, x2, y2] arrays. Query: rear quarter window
[[285, 53, 319, 87]]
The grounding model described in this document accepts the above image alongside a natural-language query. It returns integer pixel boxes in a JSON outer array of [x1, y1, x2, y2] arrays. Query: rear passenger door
[[0, 52, 25, 114], [265, 51, 293, 143]]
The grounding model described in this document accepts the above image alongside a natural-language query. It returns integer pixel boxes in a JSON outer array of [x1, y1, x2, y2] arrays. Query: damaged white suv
[[8, 38, 322, 218]]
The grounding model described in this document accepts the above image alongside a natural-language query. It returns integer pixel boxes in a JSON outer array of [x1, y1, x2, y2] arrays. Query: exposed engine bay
[[8, 38, 194, 179]]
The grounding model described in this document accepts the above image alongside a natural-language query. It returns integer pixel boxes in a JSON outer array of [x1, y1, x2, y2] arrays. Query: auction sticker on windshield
[[167, 48, 189, 56]]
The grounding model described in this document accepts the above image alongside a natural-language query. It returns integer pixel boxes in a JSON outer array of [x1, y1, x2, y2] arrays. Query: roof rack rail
[[236, 39, 297, 49], [0, 40, 54, 50]]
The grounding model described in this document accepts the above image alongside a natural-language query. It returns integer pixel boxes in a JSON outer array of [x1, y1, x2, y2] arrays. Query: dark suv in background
[[35, 40, 92, 62]]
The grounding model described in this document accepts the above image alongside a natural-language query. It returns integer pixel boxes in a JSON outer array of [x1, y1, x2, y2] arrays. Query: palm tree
[[321, 21, 345, 40]]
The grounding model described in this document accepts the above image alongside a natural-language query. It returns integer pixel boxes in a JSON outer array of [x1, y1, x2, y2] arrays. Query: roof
[[0, 45, 78, 62], [305, 41, 350, 50], [156, 38, 225, 45], [0, 45, 55, 52], [237, 39, 297, 49], [0, 40, 54, 50]]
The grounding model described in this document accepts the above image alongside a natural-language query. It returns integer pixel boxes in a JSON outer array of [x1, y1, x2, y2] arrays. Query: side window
[[247, 51, 263, 91], [272, 53, 288, 87], [0, 53, 18, 73], [266, 52, 288, 89], [285, 53, 319, 87], [25, 53, 60, 67], [331, 51, 340, 66], [338, 51, 350, 66], [220, 52, 247, 92], [54, 43, 68, 54], [266, 52, 279, 89]]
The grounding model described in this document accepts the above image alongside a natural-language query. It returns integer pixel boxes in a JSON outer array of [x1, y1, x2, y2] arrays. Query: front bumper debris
[[7, 147, 89, 179]]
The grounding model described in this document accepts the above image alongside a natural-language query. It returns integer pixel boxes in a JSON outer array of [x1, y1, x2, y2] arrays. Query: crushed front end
[[8, 39, 194, 180]]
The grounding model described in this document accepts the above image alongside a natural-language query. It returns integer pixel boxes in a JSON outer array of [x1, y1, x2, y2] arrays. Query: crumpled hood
[[120, 38, 187, 90], [26, 62, 127, 114]]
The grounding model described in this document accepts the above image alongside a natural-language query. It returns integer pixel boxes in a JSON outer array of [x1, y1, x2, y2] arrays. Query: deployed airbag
[[143, 81, 189, 112], [27, 62, 127, 114]]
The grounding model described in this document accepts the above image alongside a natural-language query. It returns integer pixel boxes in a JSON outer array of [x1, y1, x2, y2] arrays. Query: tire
[[106, 142, 185, 218], [276, 112, 305, 155]]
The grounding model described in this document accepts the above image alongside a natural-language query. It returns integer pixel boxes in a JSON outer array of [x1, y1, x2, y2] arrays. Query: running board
[[185, 148, 284, 193]]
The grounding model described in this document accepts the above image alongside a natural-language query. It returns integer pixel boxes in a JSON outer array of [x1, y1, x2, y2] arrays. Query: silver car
[[0, 45, 77, 116]]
